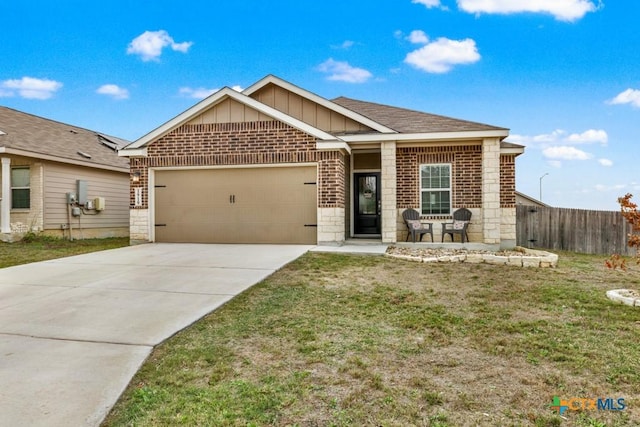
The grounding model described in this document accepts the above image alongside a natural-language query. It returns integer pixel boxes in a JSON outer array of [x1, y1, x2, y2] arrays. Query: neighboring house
[[119, 75, 524, 248], [515, 191, 549, 207], [0, 107, 130, 241]]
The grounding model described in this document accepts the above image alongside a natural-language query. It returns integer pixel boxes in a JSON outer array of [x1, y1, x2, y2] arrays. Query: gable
[[187, 97, 274, 125], [122, 87, 340, 153], [249, 83, 374, 135]]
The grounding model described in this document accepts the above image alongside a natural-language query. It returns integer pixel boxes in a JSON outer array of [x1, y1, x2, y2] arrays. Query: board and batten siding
[[43, 162, 129, 230], [250, 84, 373, 134], [187, 97, 274, 125]]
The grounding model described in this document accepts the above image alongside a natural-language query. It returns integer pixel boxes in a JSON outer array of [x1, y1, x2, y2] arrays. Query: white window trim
[[10, 166, 31, 210], [419, 163, 452, 216]]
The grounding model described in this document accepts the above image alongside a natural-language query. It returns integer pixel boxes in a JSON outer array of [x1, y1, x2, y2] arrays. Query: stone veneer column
[[500, 207, 517, 249], [1, 158, 10, 233], [482, 138, 501, 244], [130, 208, 150, 244], [317, 207, 345, 245], [317, 152, 346, 246], [31, 162, 44, 232], [381, 141, 397, 243]]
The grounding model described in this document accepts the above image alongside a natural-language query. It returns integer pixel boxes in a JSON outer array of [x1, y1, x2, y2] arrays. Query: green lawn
[[102, 250, 640, 426], [0, 235, 129, 268]]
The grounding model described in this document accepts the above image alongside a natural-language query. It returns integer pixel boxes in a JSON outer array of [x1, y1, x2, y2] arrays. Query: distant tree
[[606, 193, 640, 270]]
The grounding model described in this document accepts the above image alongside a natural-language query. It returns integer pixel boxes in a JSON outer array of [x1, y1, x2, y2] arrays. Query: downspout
[[67, 203, 73, 241]]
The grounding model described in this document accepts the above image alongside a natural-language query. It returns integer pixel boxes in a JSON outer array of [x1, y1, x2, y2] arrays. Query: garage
[[153, 166, 317, 244]]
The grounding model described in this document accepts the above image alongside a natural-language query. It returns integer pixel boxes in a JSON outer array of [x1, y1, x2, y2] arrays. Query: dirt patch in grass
[[104, 251, 640, 427]]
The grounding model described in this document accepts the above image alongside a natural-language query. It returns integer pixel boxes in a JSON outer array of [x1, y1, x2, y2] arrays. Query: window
[[11, 167, 30, 209], [420, 164, 451, 215]]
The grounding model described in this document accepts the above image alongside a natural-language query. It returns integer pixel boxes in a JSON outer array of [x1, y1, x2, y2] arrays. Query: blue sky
[[1, 0, 638, 210]]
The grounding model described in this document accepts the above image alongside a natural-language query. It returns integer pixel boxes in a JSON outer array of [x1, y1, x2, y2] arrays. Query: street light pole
[[539, 173, 549, 202]]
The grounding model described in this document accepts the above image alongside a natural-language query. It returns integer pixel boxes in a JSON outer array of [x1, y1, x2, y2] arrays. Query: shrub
[[606, 193, 640, 270]]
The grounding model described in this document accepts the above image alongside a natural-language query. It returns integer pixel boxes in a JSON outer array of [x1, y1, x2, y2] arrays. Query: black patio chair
[[402, 209, 434, 242], [441, 208, 472, 243]]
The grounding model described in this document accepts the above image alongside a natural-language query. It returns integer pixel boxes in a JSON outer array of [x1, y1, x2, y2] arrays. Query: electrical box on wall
[[71, 207, 81, 217], [77, 180, 88, 205], [94, 197, 106, 211], [85, 199, 94, 210], [66, 193, 77, 204]]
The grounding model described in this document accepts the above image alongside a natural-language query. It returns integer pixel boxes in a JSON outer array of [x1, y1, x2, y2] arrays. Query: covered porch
[[341, 136, 519, 249]]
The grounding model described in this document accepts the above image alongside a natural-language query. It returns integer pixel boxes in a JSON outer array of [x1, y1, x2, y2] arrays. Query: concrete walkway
[[0, 244, 311, 427]]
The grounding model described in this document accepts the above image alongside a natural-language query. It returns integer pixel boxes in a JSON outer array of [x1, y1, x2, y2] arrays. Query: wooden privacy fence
[[516, 205, 635, 255]]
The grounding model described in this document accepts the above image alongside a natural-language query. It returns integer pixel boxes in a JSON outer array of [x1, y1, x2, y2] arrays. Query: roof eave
[[340, 129, 510, 143], [0, 147, 129, 173], [118, 147, 148, 157], [501, 146, 525, 156], [500, 141, 525, 156], [315, 140, 352, 155]]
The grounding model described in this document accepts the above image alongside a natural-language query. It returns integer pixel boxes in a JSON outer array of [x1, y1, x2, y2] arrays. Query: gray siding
[[43, 162, 129, 230]]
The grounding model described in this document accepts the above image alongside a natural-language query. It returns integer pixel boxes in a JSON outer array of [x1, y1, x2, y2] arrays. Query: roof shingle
[[331, 96, 508, 134], [0, 106, 129, 170]]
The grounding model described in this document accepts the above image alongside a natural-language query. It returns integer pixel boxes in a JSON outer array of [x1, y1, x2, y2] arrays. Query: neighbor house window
[[11, 167, 30, 209], [420, 164, 451, 215]]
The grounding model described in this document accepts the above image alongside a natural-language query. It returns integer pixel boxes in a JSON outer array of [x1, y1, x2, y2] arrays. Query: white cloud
[[542, 146, 593, 160], [598, 158, 613, 167], [179, 86, 242, 99], [456, 0, 600, 22], [332, 40, 355, 49], [407, 30, 429, 44], [96, 84, 129, 100], [317, 59, 372, 83], [412, 0, 444, 9], [608, 88, 640, 108], [0, 77, 63, 99], [565, 129, 608, 145], [509, 129, 565, 145], [179, 87, 217, 99], [405, 37, 480, 73], [127, 30, 193, 61], [510, 128, 607, 146]]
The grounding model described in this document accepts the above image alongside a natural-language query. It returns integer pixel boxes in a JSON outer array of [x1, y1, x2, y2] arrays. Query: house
[[119, 75, 524, 248], [516, 191, 549, 208], [0, 107, 130, 241]]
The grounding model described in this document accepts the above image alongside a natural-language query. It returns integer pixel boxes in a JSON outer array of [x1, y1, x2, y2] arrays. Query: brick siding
[[318, 151, 346, 208], [500, 155, 516, 207], [129, 120, 346, 209], [397, 145, 483, 211], [397, 146, 518, 212]]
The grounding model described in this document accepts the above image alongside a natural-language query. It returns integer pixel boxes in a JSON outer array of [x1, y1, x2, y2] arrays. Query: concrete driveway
[[0, 243, 311, 427]]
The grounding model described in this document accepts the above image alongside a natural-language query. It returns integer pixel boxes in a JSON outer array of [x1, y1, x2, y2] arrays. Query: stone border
[[385, 246, 558, 268], [606, 289, 640, 307]]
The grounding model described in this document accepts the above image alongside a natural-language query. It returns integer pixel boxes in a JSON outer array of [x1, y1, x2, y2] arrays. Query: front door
[[354, 173, 381, 235]]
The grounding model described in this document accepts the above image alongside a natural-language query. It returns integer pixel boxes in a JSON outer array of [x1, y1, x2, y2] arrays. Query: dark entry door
[[354, 173, 381, 235]]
